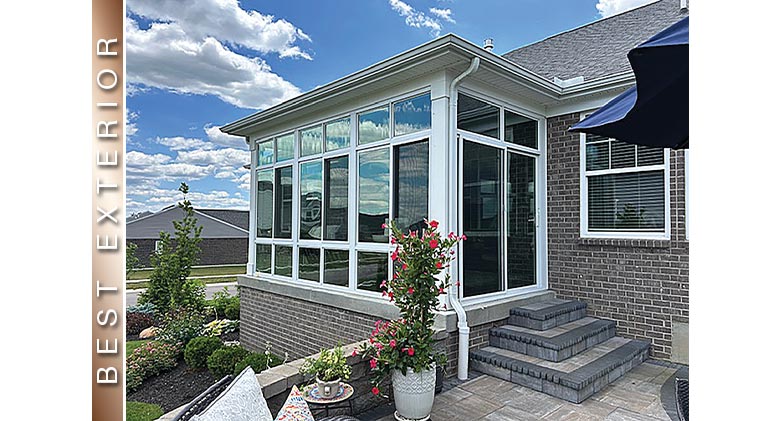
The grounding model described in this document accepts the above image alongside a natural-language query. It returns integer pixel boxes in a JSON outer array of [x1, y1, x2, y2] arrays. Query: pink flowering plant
[[359, 219, 465, 396]]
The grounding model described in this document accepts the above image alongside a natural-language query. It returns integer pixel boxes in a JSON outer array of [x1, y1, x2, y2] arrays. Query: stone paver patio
[[374, 361, 680, 421]]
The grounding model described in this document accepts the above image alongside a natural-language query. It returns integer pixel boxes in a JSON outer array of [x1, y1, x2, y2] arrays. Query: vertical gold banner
[[93, 0, 124, 419]]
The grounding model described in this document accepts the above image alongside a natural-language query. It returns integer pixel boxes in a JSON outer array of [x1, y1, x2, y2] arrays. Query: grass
[[127, 340, 148, 355], [126, 276, 237, 290], [127, 401, 163, 421], [127, 265, 244, 281]]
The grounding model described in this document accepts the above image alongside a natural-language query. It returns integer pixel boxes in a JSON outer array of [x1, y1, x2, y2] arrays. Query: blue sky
[[126, 0, 656, 215]]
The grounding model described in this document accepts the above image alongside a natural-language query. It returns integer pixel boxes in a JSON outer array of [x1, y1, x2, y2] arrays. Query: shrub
[[300, 343, 351, 382], [126, 341, 181, 392], [201, 319, 239, 337], [127, 312, 155, 335], [184, 336, 223, 369], [233, 352, 282, 376], [127, 302, 156, 316], [206, 287, 239, 319], [207, 345, 249, 379], [157, 308, 204, 347], [224, 300, 240, 320]]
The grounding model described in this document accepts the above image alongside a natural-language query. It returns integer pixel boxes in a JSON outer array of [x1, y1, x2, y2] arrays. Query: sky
[[126, 0, 658, 215]]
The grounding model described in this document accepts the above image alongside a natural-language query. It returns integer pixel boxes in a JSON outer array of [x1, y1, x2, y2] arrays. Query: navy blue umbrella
[[570, 16, 689, 149]]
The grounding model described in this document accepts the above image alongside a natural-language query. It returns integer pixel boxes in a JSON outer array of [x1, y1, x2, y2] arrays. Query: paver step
[[470, 337, 650, 403], [508, 299, 587, 331], [490, 317, 616, 362]]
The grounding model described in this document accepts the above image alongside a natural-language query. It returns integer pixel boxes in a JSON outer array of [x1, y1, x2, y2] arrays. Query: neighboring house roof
[[127, 206, 249, 239], [503, 0, 689, 82]]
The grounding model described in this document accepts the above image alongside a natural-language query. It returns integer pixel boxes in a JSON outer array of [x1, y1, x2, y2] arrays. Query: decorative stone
[[138, 326, 159, 339]]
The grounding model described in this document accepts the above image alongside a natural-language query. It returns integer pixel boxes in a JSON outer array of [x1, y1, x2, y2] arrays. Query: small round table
[[301, 382, 354, 417]]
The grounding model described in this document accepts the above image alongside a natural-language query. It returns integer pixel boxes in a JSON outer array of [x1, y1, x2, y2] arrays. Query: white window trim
[[578, 113, 671, 240]]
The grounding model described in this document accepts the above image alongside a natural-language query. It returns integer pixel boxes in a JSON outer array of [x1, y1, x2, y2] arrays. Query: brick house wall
[[546, 113, 689, 362], [128, 238, 248, 268]]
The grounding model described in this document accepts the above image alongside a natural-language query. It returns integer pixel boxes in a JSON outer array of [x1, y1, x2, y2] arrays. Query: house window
[[274, 166, 293, 238], [323, 249, 349, 287], [256, 244, 271, 274], [258, 140, 274, 166], [357, 251, 388, 292], [358, 107, 389, 145], [394, 93, 431, 136], [457, 93, 499, 139], [298, 247, 320, 282], [358, 148, 390, 243], [274, 245, 292, 277], [581, 133, 669, 237], [323, 156, 349, 241], [300, 125, 322, 157], [299, 161, 322, 240], [154, 240, 163, 253], [275, 133, 294, 162], [256, 169, 273, 238], [325, 117, 350, 151], [393, 140, 429, 234]]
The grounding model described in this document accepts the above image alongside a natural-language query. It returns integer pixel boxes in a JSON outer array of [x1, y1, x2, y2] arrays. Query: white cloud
[[596, 0, 655, 17], [128, 0, 312, 59], [127, 185, 249, 213], [205, 124, 247, 149], [388, 0, 444, 36], [429, 8, 455, 23], [155, 136, 214, 151]]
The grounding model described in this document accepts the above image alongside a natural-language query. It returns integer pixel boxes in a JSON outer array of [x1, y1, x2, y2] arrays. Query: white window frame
[[578, 113, 671, 240]]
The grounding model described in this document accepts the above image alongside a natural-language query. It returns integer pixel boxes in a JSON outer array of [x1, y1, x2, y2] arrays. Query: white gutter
[[448, 56, 480, 381]]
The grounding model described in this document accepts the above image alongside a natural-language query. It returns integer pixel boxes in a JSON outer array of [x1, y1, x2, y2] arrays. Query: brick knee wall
[[239, 286, 383, 359], [546, 113, 689, 361]]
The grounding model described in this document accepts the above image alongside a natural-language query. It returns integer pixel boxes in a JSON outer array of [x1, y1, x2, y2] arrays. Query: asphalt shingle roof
[[197, 209, 250, 231], [503, 0, 688, 82]]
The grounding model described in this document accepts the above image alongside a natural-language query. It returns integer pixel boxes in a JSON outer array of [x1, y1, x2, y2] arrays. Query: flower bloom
[[390, 250, 399, 261], [429, 239, 438, 249], [351, 349, 358, 357], [429, 220, 439, 228], [389, 339, 396, 348], [461, 234, 468, 241], [408, 287, 414, 294], [407, 347, 415, 356], [402, 263, 408, 270], [448, 231, 456, 239], [372, 387, 380, 395], [370, 358, 378, 369], [374, 342, 383, 350], [436, 261, 443, 269], [381, 223, 387, 229], [438, 287, 444, 294]]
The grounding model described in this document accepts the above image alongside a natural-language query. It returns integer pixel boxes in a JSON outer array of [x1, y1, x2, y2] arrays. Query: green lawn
[[127, 340, 148, 355], [127, 401, 163, 421], [127, 265, 244, 280], [126, 276, 237, 290]]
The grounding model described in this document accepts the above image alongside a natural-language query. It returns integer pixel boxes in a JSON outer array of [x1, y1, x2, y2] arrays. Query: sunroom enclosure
[[245, 79, 548, 305]]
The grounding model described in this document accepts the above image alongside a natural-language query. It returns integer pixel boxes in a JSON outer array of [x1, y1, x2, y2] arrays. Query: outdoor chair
[[676, 378, 689, 421]]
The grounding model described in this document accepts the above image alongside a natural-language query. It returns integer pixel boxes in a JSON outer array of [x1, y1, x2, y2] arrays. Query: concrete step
[[489, 317, 616, 362], [508, 299, 587, 331], [470, 337, 650, 403]]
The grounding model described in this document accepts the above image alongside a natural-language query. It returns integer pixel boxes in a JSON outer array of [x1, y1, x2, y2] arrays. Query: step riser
[[489, 325, 616, 362], [508, 307, 587, 330], [470, 347, 649, 404]]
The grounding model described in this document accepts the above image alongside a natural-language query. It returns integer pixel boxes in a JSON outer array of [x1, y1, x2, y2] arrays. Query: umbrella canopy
[[570, 16, 689, 149]]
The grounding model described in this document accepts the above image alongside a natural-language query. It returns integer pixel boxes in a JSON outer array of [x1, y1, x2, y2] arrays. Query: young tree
[[139, 183, 206, 314], [126, 241, 141, 279]]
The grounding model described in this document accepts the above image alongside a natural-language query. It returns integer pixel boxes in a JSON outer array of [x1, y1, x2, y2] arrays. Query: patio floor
[[370, 360, 682, 421]]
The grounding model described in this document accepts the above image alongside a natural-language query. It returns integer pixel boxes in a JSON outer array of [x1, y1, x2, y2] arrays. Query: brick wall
[[546, 113, 689, 361], [128, 238, 248, 267]]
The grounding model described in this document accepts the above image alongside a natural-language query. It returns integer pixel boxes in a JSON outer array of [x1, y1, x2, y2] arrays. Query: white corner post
[[448, 57, 480, 380], [247, 137, 257, 275]]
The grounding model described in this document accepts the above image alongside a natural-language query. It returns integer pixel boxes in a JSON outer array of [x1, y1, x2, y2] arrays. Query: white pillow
[[192, 366, 273, 421]]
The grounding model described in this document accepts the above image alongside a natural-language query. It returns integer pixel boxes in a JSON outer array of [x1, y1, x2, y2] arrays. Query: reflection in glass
[[394, 93, 431, 136], [358, 148, 390, 242], [324, 156, 349, 241], [457, 94, 499, 138], [505, 111, 537, 149], [276, 134, 294, 162], [507, 153, 536, 289], [274, 166, 293, 238], [299, 248, 320, 282], [324, 249, 349, 287], [325, 118, 350, 151], [588, 171, 665, 231], [274, 246, 292, 277], [256, 170, 273, 238], [256, 244, 271, 274], [462, 141, 503, 297], [300, 126, 322, 157], [610, 140, 636, 168], [299, 161, 322, 240], [394, 140, 429, 234], [258, 141, 274, 166], [358, 107, 389, 144], [357, 252, 388, 292]]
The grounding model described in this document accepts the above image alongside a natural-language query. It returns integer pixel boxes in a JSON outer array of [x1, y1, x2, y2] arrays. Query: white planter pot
[[316, 377, 341, 399], [392, 363, 436, 421]]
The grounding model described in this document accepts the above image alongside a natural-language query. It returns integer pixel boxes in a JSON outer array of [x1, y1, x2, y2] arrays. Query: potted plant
[[299, 343, 351, 399], [359, 219, 465, 420]]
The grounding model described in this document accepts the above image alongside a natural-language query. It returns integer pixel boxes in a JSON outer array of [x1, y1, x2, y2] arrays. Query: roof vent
[[483, 38, 494, 52]]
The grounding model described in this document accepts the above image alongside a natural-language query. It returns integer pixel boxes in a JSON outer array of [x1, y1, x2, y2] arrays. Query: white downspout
[[448, 57, 480, 381]]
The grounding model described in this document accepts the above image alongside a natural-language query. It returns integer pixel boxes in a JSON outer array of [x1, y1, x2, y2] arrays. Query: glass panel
[[357, 252, 388, 292], [611, 140, 636, 169], [457, 94, 499, 139], [323, 249, 349, 287], [300, 126, 322, 157], [637, 145, 664, 166], [255, 244, 271, 274], [299, 161, 322, 240], [586, 142, 609, 171], [298, 248, 320, 282], [274, 166, 293, 238], [588, 171, 665, 231], [393, 140, 429, 234], [394, 93, 431, 136], [276, 133, 294, 162], [274, 246, 292, 277], [358, 148, 390, 242], [325, 117, 350, 151], [462, 141, 503, 297], [257, 141, 274, 166], [504, 110, 537, 149], [358, 107, 389, 144], [256, 169, 273, 238], [324, 156, 349, 241], [507, 153, 536, 289], [585, 133, 610, 144]]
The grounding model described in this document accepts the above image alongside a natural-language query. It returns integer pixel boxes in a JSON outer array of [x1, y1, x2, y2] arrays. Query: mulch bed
[[127, 361, 218, 413]]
